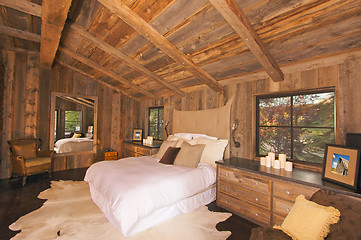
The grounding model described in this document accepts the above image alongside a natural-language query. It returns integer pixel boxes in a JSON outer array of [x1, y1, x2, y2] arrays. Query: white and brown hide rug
[[9, 181, 232, 240]]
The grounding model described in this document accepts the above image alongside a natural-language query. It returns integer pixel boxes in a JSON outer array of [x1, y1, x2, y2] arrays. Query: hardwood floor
[[0, 168, 258, 240]]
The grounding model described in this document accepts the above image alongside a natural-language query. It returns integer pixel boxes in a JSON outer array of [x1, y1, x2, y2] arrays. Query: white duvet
[[84, 156, 216, 236], [54, 137, 93, 153]]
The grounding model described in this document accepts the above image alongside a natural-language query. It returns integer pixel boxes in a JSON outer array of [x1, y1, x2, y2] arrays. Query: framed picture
[[323, 144, 361, 190], [132, 129, 143, 142]]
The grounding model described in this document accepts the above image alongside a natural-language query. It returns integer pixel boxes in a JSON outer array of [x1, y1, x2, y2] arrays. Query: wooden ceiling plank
[[60, 46, 158, 99], [0, 0, 41, 17], [57, 60, 140, 101], [59, 95, 94, 108], [70, 22, 185, 96], [209, 0, 284, 82], [0, 24, 40, 42], [40, 0, 72, 69], [1, 46, 39, 55], [97, 0, 223, 92]]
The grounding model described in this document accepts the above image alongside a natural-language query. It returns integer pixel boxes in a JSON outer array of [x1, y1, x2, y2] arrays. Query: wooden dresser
[[102, 151, 118, 161], [217, 158, 360, 227], [123, 141, 161, 158]]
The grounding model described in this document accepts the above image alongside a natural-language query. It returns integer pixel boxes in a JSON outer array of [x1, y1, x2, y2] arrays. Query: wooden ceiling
[[1, 0, 361, 100]]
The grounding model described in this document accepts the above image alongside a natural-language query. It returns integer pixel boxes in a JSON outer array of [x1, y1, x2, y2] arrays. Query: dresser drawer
[[273, 197, 293, 217], [218, 193, 271, 226], [218, 167, 271, 194], [137, 147, 152, 156], [273, 181, 318, 201], [123, 150, 136, 158], [218, 180, 271, 209], [124, 143, 136, 153]]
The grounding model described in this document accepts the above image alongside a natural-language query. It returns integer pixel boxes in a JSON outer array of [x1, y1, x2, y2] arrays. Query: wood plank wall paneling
[[0, 50, 125, 177], [126, 56, 361, 160]]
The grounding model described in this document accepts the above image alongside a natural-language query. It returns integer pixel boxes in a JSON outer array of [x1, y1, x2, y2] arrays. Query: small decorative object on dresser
[[323, 144, 361, 190], [132, 129, 143, 142], [102, 150, 118, 161]]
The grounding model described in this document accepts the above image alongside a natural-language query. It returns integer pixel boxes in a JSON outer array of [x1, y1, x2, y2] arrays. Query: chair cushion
[[13, 143, 37, 160], [24, 157, 52, 168], [310, 189, 361, 240]]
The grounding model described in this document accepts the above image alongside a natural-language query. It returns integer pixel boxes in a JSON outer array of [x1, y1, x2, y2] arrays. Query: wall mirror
[[49, 92, 98, 155]]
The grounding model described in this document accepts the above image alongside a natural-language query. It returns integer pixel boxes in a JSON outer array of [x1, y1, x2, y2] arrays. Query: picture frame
[[132, 129, 143, 142], [323, 144, 361, 190]]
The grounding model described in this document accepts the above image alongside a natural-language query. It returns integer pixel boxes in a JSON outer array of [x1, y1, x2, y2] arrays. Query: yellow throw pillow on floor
[[274, 195, 340, 240]]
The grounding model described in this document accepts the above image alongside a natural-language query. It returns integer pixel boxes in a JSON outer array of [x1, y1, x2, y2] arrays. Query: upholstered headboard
[[172, 97, 233, 159]]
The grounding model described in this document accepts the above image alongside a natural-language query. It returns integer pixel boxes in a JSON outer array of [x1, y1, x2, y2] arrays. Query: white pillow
[[155, 140, 178, 159], [173, 133, 218, 140], [167, 135, 179, 141], [191, 134, 218, 140], [186, 139, 199, 145], [173, 133, 193, 140], [196, 138, 228, 167], [175, 138, 190, 147]]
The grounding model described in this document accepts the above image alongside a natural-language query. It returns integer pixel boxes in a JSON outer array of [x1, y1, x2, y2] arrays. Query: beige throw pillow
[[196, 138, 228, 167], [173, 141, 205, 168], [274, 195, 340, 240], [155, 140, 178, 159]]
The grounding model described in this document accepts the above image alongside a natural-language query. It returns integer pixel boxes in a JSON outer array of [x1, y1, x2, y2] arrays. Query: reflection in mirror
[[50, 92, 97, 155]]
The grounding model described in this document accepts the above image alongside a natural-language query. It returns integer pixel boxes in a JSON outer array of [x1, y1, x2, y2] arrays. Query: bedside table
[[102, 151, 118, 161], [123, 141, 161, 158]]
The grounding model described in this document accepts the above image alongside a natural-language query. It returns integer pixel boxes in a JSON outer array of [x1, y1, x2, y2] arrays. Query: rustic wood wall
[[0, 50, 125, 178], [127, 54, 361, 160]]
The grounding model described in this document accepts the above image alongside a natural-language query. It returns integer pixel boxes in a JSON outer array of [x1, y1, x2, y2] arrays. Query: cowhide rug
[[9, 181, 231, 240]]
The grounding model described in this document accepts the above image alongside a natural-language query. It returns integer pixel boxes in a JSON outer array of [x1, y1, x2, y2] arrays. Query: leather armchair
[[7, 138, 55, 186]]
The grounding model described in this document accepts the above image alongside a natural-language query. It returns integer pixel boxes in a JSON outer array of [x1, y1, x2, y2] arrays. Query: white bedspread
[[84, 156, 216, 236], [54, 138, 93, 153]]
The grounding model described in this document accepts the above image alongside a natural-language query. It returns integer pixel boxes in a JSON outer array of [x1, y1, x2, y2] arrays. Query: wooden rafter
[[60, 46, 158, 99], [70, 22, 185, 97], [0, 0, 41, 17], [57, 60, 140, 101], [209, 0, 284, 82], [40, 0, 72, 69], [0, 25, 40, 42], [58, 95, 94, 108], [97, 0, 223, 92]]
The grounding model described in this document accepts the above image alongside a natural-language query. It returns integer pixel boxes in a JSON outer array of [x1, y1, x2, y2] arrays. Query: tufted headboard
[[172, 97, 233, 159]]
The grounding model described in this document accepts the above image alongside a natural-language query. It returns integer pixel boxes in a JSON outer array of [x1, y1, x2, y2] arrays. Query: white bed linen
[[54, 137, 93, 153], [84, 156, 216, 236]]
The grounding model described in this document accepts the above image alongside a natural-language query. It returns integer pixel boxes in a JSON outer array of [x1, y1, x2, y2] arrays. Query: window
[[149, 107, 164, 140], [65, 110, 82, 136], [257, 90, 335, 164]]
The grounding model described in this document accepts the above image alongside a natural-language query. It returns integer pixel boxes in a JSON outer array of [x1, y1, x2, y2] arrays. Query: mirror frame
[[49, 92, 98, 156]]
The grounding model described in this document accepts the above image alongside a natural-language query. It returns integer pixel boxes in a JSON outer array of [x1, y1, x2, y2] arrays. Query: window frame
[[148, 106, 164, 141], [256, 88, 335, 166], [64, 110, 83, 137]]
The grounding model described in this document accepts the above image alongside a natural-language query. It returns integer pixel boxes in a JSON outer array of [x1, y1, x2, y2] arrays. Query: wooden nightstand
[[123, 141, 161, 158], [102, 151, 118, 161]]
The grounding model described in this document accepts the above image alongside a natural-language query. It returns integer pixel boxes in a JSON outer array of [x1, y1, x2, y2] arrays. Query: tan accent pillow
[[155, 140, 178, 159], [274, 195, 340, 240], [173, 141, 205, 168], [196, 138, 228, 167], [13, 143, 37, 160], [72, 133, 82, 138]]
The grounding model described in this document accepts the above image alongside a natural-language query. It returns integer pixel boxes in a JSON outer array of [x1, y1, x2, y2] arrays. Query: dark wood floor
[[0, 168, 258, 240]]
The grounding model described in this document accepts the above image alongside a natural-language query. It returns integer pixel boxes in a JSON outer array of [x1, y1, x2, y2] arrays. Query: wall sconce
[[164, 121, 170, 137], [232, 120, 240, 148]]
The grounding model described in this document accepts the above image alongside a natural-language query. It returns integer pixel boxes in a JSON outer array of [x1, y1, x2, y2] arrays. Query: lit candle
[[273, 160, 281, 169], [268, 152, 275, 167], [260, 157, 266, 166], [285, 161, 293, 171], [279, 154, 287, 169], [265, 156, 271, 168]]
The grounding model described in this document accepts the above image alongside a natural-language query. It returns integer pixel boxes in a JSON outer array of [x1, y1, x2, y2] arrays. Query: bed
[[54, 137, 93, 153], [84, 98, 233, 236]]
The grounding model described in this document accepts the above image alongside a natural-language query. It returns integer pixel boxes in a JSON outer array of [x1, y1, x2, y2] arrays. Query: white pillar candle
[[273, 160, 281, 169], [279, 154, 287, 169], [268, 152, 275, 166], [285, 161, 293, 171], [260, 157, 266, 166], [265, 156, 271, 167]]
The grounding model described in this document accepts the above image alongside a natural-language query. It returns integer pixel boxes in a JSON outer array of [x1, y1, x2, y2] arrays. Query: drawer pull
[[255, 197, 259, 202], [225, 200, 229, 204], [286, 191, 290, 195], [255, 213, 259, 216], [256, 182, 259, 186], [225, 173, 230, 177], [286, 208, 290, 212]]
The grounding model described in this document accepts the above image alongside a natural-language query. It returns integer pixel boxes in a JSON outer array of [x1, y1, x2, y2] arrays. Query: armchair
[[7, 138, 54, 186]]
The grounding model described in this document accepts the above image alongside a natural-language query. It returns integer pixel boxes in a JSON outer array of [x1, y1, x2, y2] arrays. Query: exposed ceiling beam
[[97, 0, 223, 92], [0, 25, 40, 42], [40, 0, 72, 69], [70, 22, 185, 97], [58, 95, 94, 108], [0, 47, 39, 55], [57, 60, 140, 101], [60, 46, 158, 99], [0, 0, 41, 17], [209, 0, 284, 82]]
